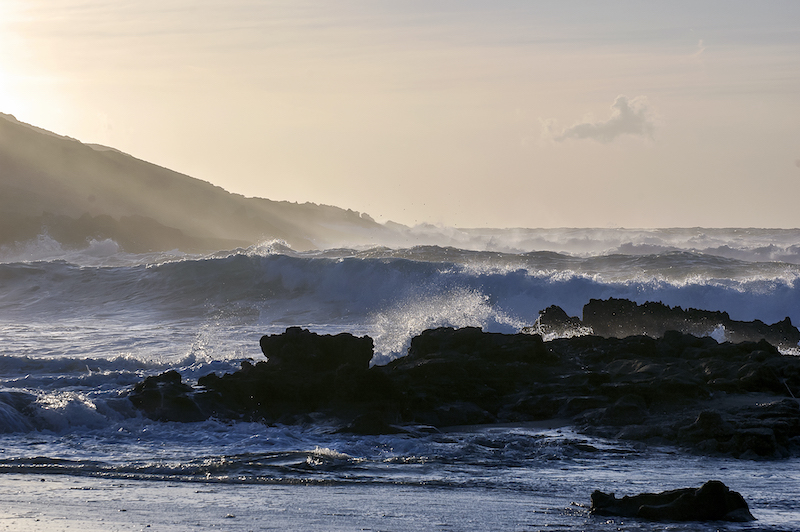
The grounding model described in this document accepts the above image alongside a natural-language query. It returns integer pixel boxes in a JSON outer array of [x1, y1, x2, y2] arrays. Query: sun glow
[[0, 69, 23, 116], [0, 1, 30, 118], [0, 2, 74, 142], [0, 63, 61, 133]]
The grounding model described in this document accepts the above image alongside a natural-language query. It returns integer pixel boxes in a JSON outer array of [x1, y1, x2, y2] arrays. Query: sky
[[1, 0, 799, 228]]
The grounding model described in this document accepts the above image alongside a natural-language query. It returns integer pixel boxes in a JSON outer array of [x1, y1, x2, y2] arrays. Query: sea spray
[[368, 286, 526, 364]]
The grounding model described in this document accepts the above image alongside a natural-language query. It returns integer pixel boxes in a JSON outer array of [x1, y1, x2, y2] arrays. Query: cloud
[[692, 39, 706, 57], [545, 95, 656, 143]]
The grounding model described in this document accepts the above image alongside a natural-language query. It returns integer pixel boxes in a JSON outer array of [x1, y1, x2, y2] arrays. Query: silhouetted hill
[[0, 113, 389, 252]]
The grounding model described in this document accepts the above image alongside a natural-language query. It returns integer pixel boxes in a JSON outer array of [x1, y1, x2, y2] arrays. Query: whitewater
[[0, 227, 799, 531]]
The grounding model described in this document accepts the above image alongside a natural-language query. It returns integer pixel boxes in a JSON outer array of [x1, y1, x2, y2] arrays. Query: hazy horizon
[[2, 1, 799, 229]]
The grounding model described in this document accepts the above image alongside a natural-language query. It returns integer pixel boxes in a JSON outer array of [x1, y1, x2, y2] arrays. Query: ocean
[[0, 227, 798, 531]]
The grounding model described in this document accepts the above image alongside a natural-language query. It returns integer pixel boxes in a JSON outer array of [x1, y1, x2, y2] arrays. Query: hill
[[0, 113, 390, 252]]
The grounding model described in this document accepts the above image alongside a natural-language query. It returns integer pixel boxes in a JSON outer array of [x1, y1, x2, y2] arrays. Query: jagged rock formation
[[582, 298, 800, 350], [127, 323, 800, 459], [523, 298, 800, 350]]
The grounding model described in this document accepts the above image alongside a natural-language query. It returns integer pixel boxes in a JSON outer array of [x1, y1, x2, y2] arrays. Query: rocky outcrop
[[195, 327, 388, 422], [128, 370, 207, 422], [556, 331, 800, 458], [126, 322, 800, 458], [528, 305, 590, 339], [590, 480, 755, 522], [582, 298, 800, 350], [379, 327, 556, 427]]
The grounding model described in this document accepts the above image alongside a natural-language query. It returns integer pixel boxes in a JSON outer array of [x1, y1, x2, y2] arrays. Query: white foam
[[33, 391, 109, 432], [707, 324, 727, 343], [368, 287, 527, 365]]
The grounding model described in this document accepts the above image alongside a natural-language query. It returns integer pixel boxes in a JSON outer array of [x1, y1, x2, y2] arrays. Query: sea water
[[0, 227, 799, 530]]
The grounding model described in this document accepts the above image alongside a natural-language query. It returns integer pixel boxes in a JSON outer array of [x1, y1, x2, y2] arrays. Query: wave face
[[2, 231, 799, 365]]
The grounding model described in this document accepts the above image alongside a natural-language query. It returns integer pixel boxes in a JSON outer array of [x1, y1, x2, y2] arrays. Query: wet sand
[[0, 473, 561, 531]]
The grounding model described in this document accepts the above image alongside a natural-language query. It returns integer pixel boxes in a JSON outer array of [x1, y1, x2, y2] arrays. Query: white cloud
[[545, 95, 656, 143], [693, 39, 706, 56]]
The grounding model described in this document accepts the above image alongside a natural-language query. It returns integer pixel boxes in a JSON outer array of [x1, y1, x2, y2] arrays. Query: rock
[[737, 363, 784, 394], [404, 326, 554, 366], [339, 412, 403, 435], [126, 319, 800, 457], [615, 423, 671, 443], [582, 298, 800, 349], [433, 401, 494, 427], [502, 393, 562, 421], [728, 428, 779, 458], [379, 327, 556, 425], [259, 326, 373, 373], [600, 395, 648, 425], [678, 411, 735, 442], [128, 370, 207, 422], [522, 305, 589, 338], [590, 480, 755, 522], [197, 327, 384, 418]]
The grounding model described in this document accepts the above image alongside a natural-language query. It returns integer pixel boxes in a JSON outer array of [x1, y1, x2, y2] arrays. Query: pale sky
[[1, 1, 799, 228]]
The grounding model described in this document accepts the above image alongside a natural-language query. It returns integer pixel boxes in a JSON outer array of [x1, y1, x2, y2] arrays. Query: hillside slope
[[0, 113, 388, 252]]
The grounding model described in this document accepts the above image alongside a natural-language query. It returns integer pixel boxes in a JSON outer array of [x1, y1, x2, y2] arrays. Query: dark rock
[[591, 480, 755, 522], [583, 298, 800, 349], [339, 412, 403, 435], [678, 411, 735, 443], [737, 363, 784, 394], [522, 305, 587, 338], [502, 393, 562, 421], [404, 326, 554, 366], [615, 423, 672, 442], [667, 399, 800, 458], [563, 396, 610, 417], [128, 370, 207, 422], [727, 428, 779, 458], [601, 395, 648, 425], [259, 326, 373, 373], [126, 315, 800, 458], [433, 401, 494, 427], [379, 327, 556, 424], [197, 327, 381, 418]]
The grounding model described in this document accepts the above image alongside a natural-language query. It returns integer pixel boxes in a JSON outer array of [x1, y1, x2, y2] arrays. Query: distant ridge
[[0, 113, 390, 252]]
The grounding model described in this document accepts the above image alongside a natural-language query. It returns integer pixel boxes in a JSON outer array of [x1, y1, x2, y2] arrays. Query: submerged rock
[[590, 480, 755, 522]]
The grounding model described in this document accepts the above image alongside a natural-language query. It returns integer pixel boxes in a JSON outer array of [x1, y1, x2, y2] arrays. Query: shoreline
[[2, 450, 799, 532]]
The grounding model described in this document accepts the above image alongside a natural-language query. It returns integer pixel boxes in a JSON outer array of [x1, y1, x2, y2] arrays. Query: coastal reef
[[590, 480, 755, 522], [533, 298, 800, 350], [127, 299, 800, 459]]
